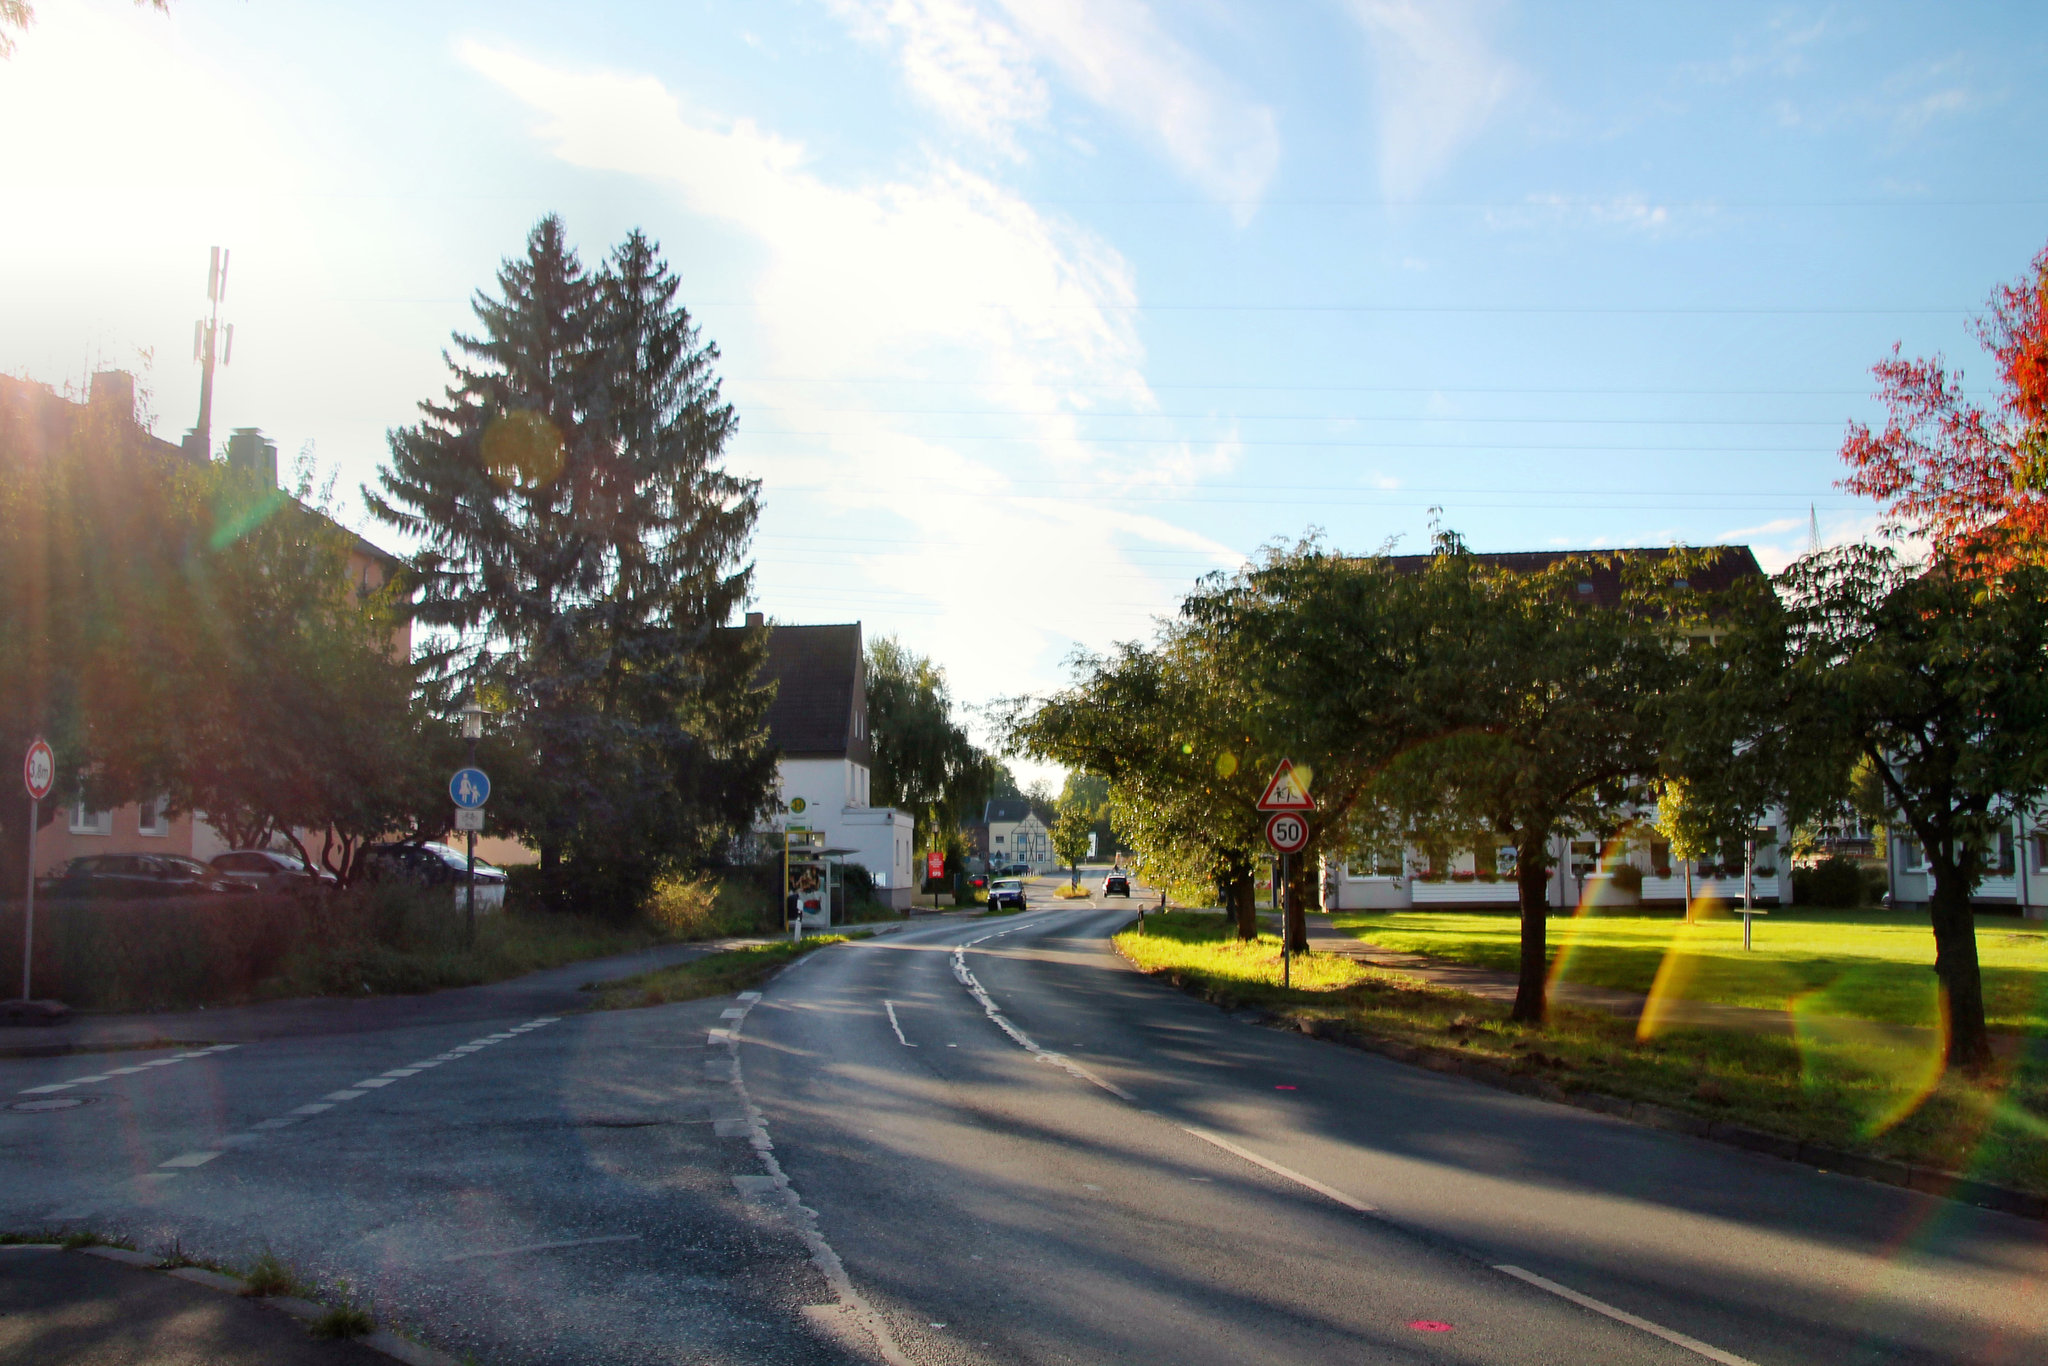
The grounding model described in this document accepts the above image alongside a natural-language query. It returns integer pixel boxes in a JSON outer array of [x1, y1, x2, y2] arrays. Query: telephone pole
[[185, 246, 233, 461]]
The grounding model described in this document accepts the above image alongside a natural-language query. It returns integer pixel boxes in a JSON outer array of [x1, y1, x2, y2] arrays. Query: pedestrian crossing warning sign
[[1256, 759, 1315, 812]]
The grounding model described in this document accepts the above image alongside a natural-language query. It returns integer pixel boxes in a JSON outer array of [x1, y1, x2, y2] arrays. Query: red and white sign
[[1256, 758, 1315, 812], [1265, 811, 1309, 854], [926, 851, 946, 881], [22, 739, 54, 802]]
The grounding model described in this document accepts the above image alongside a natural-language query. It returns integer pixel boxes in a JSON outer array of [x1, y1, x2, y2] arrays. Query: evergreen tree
[[370, 217, 774, 910]]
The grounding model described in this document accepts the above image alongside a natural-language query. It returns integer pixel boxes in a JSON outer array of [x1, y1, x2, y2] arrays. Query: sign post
[[20, 739, 53, 1002], [450, 764, 490, 943], [1258, 761, 1316, 991], [926, 850, 946, 912]]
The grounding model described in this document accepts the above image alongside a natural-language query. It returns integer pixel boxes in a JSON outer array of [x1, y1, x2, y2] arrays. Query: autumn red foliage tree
[[1840, 242, 2048, 570]]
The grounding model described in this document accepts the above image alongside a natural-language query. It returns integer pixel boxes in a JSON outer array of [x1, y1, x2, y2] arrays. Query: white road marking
[[951, 936, 1136, 1101], [1175, 1124, 1377, 1213], [444, 1233, 643, 1261], [158, 1151, 222, 1168], [382, 1068, 421, 1076], [105, 1067, 148, 1075], [883, 1000, 917, 1047], [353, 1078, 396, 1088], [251, 1118, 299, 1129], [720, 1008, 746, 1020], [738, 992, 762, 1002], [67, 1075, 111, 1083], [20, 1084, 73, 1095], [323, 1090, 366, 1101], [290, 1103, 333, 1115], [1495, 1265, 1760, 1366]]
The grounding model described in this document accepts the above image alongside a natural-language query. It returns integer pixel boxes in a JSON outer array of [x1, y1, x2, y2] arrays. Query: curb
[[61, 1244, 464, 1365], [1285, 1014, 2048, 1222]]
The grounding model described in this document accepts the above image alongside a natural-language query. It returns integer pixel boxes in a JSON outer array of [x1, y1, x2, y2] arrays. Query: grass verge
[[1054, 885, 1090, 900], [1118, 911, 2048, 1196], [587, 935, 862, 1010], [1333, 906, 2048, 1032]]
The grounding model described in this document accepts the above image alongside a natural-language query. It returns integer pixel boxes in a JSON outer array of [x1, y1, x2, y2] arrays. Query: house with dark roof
[[1326, 544, 1799, 914], [981, 797, 1052, 873], [750, 616, 914, 908]]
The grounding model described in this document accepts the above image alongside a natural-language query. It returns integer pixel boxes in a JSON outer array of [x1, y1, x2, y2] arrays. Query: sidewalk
[[0, 909, 982, 1059], [0, 1246, 397, 1366]]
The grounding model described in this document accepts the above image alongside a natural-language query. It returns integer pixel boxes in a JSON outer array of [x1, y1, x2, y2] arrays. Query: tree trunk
[[1227, 868, 1257, 942], [1928, 860, 1992, 1069], [1282, 856, 1309, 954], [1512, 830, 1552, 1024]]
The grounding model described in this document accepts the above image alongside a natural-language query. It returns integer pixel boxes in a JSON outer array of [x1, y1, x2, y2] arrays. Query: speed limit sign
[[23, 738, 53, 801], [1265, 811, 1308, 853]]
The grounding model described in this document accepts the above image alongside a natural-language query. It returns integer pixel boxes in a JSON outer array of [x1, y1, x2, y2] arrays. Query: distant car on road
[[1101, 871, 1130, 897], [996, 861, 1030, 877], [40, 853, 253, 899], [987, 878, 1028, 911], [211, 848, 338, 890], [362, 842, 509, 911]]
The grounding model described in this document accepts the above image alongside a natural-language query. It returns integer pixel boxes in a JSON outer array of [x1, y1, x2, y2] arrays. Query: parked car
[[362, 842, 509, 911], [996, 861, 1029, 877], [211, 848, 339, 890], [1101, 871, 1130, 897], [968, 871, 989, 890], [40, 853, 254, 899], [987, 878, 1028, 911]]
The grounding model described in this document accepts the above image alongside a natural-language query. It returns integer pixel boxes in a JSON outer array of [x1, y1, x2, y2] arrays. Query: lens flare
[[1215, 751, 1238, 778]]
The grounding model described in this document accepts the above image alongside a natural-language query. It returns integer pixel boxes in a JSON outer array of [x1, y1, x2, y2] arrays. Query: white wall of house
[[988, 814, 1052, 872], [773, 756, 913, 909]]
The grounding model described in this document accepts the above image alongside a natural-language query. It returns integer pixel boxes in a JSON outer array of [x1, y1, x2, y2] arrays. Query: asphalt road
[[742, 881, 2048, 1366], [2, 881, 2043, 1364]]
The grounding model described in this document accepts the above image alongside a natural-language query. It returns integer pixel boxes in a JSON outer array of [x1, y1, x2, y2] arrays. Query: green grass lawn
[[1119, 911, 2048, 1195], [1332, 907, 2048, 1033], [586, 934, 859, 1010]]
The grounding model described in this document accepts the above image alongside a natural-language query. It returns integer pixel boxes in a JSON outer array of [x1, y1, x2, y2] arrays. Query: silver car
[[211, 849, 338, 890], [987, 878, 1028, 911]]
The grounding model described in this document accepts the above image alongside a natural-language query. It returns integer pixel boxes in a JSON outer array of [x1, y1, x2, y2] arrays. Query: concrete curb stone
[[60, 1247, 462, 1365]]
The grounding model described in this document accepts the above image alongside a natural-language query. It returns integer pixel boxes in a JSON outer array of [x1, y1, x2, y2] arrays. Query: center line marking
[[883, 1000, 917, 1047], [1494, 1265, 1760, 1366]]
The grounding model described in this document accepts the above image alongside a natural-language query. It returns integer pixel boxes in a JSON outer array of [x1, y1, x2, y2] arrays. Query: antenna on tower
[[186, 245, 232, 462]]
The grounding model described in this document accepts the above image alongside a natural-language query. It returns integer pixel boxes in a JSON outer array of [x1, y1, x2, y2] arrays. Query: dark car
[[968, 871, 989, 890], [211, 848, 338, 890], [40, 853, 254, 899], [362, 842, 509, 909], [987, 878, 1028, 911], [1102, 872, 1130, 897]]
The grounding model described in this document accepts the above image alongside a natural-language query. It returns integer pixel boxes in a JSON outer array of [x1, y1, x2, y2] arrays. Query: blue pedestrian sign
[[450, 768, 491, 809]]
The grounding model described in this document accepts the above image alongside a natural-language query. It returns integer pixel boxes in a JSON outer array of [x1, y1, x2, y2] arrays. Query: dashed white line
[[158, 1151, 222, 1169], [1495, 1265, 1761, 1366], [883, 1000, 917, 1047]]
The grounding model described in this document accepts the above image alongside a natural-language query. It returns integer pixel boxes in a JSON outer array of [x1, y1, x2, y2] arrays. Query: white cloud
[[1344, 0, 1515, 198], [828, 0, 1048, 155], [993, 0, 1279, 213], [456, 41, 1241, 706]]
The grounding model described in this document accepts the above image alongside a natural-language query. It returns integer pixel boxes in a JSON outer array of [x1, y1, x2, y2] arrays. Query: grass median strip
[[588, 935, 863, 1010], [1117, 911, 2048, 1197]]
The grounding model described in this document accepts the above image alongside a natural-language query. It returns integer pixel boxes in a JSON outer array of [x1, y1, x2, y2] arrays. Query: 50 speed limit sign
[[1265, 811, 1309, 854]]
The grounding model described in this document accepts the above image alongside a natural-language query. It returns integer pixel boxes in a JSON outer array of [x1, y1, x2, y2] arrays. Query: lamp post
[[460, 695, 488, 943]]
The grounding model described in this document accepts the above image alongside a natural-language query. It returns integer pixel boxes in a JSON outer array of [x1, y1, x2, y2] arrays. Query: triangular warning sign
[[1256, 758, 1315, 812]]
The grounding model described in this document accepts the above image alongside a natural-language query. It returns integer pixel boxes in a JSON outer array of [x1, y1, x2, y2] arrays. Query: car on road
[[40, 853, 254, 899], [1101, 871, 1130, 897], [986, 878, 1028, 911], [995, 861, 1030, 877], [362, 841, 510, 911], [211, 848, 339, 890]]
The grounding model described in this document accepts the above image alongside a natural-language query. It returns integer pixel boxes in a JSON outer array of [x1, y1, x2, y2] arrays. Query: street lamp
[[460, 695, 489, 940]]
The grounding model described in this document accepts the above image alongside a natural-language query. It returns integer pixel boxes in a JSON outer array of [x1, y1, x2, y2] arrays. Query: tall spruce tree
[[370, 217, 774, 910]]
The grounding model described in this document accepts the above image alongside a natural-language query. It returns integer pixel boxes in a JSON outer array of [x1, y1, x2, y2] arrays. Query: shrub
[[1793, 857, 1868, 908], [1608, 864, 1644, 895]]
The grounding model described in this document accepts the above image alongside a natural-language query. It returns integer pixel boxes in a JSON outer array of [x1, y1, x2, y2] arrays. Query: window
[[1898, 836, 1925, 872], [1998, 829, 2016, 877], [2035, 832, 2048, 874], [69, 801, 113, 835], [138, 795, 171, 837], [993, 834, 1006, 846], [1496, 846, 1519, 877], [1570, 840, 1598, 877]]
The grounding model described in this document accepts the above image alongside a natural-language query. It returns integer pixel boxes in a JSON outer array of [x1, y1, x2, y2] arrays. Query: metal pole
[[21, 797, 37, 1001], [1281, 851, 1290, 989], [465, 733, 477, 945]]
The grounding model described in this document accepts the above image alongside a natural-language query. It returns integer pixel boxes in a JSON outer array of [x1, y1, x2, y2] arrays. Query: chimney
[[89, 370, 135, 423], [226, 427, 278, 486], [745, 611, 765, 628]]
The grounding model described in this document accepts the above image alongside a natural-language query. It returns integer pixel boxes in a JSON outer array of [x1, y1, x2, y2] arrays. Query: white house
[[983, 798, 1053, 872], [753, 618, 916, 910]]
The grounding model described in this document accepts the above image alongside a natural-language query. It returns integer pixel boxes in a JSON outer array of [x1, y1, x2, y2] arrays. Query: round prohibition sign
[[1265, 811, 1309, 854], [23, 738, 54, 802]]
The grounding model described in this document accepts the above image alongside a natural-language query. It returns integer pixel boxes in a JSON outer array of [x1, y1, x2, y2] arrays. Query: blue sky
[[5, 1, 2046, 768]]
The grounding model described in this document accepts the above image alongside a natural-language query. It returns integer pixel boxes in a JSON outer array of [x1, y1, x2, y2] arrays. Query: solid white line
[[445, 1234, 643, 1261], [158, 1151, 222, 1168], [883, 1000, 917, 1047], [951, 936, 1136, 1101], [1176, 1125, 1378, 1213], [19, 1084, 74, 1095], [1494, 1265, 1761, 1366]]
